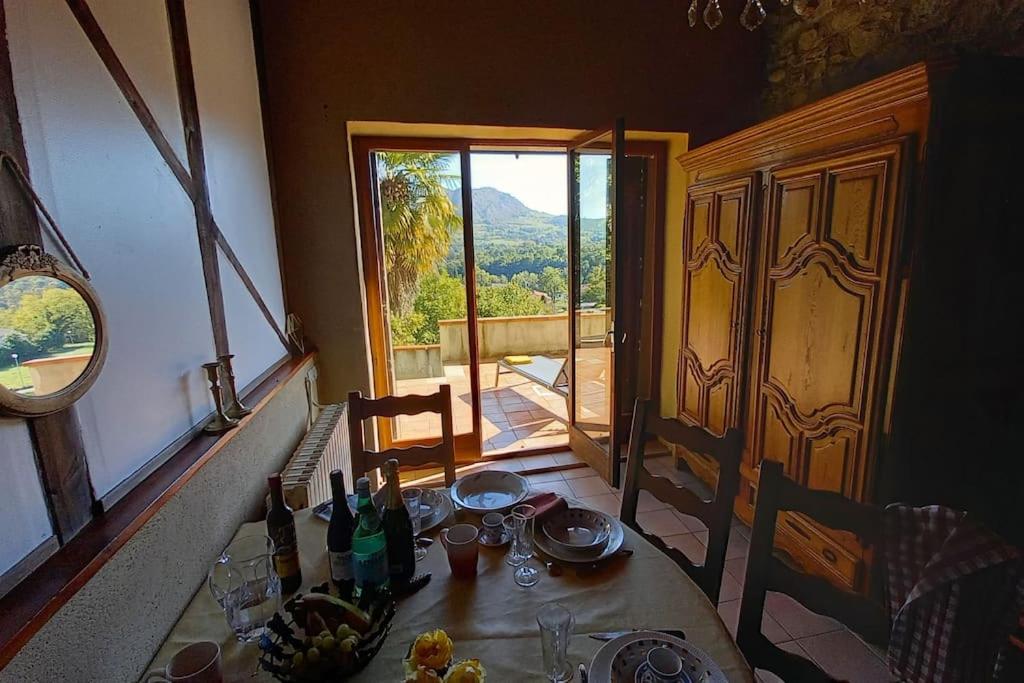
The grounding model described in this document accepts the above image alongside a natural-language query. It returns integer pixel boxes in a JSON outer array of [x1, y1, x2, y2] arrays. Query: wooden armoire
[[673, 58, 1024, 591]]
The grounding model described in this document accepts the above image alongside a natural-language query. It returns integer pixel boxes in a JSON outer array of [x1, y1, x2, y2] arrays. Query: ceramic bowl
[[542, 507, 613, 553], [449, 470, 529, 514]]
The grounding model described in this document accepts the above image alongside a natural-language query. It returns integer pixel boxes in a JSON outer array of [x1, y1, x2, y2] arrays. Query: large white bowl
[[450, 470, 529, 514]]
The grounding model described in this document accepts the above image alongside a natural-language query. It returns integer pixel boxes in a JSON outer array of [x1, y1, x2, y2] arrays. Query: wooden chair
[[737, 460, 889, 682], [619, 398, 743, 604], [347, 385, 456, 487]]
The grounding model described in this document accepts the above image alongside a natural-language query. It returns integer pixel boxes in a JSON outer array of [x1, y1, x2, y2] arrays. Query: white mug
[[145, 641, 223, 683]]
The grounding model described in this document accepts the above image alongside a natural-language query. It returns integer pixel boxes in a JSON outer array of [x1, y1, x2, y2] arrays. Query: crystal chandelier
[[687, 0, 825, 32]]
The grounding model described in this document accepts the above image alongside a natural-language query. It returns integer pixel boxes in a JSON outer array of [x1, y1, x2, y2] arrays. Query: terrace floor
[[394, 361, 571, 454]]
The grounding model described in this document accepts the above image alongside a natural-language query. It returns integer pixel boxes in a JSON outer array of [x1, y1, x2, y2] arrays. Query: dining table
[[147, 491, 753, 682]]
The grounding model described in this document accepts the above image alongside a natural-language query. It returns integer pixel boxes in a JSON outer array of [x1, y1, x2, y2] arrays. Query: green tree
[[476, 283, 548, 318], [538, 266, 567, 304], [510, 271, 539, 291], [0, 283, 94, 354], [378, 152, 463, 313], [583, 264, 607, 307], [390, 272, 466, 345]]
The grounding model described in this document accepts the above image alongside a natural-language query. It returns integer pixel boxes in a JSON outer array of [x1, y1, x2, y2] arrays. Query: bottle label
[[330, 550, 353, 582], [270, 522, 300, 578], [273, 549, 300, 577], [353, 547, 388, 587]]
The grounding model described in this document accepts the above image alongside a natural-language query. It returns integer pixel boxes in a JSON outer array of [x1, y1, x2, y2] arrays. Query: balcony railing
[[393, 308, 610, 380]]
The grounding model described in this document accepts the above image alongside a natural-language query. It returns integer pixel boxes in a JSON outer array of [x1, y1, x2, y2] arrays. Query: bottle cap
[[356, 476, 370, 494]]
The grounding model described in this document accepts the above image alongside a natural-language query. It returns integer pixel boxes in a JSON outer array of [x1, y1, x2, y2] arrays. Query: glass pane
[[573, 138, 614, 447], [470, 152, 570, 454], [374, 151, 472, 440], [0, 275, 96, 396]]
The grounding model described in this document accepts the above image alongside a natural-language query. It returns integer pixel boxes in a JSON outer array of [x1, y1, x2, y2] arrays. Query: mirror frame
[[0, 244, 108, 417]]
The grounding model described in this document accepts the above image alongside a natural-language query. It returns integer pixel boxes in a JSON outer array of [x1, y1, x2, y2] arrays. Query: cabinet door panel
[[678, 175, 757, 436], [747, 143, 905, 504]]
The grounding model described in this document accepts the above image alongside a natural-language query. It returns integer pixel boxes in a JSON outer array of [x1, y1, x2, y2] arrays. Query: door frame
[[352, 133, 666, 471]]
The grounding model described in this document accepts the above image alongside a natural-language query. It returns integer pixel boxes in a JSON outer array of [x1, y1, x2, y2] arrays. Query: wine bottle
[[351, 476, 389, 601], [381, 459, 416, 584], [266, 473, 302, 593], [328, 469, 355, 599]]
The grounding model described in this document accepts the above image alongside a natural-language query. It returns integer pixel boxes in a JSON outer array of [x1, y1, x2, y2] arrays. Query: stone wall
[[765, 0, 1024, 113]]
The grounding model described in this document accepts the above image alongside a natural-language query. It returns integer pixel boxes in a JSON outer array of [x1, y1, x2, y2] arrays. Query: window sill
[[0, 351, 316, 669]]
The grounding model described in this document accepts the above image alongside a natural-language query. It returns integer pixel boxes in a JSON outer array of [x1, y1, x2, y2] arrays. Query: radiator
[[281, 402, 350, 510]]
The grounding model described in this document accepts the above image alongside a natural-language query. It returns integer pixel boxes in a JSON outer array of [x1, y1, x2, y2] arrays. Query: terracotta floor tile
[[725, 530, 749, 560], [481, 458, 524, 473], [636, 509, 690, 537], [765, 592, 842, 639], [664, 533, 706, 565], [796, 630, 892, 682], [519, 454, 562, 470], [562, 465, 597, 479], [531, 480, 575, 498], [635, 489, 671, 513], [506, 411, 536, 426], [553, 451, 583, 466], [754, 640, 813, 683], [725, 557, 748, 586], [524, 471, 564, 484], [578, 493, 621, 517], [567, 475, 613, 498], [717, 599, 790, 644], [674, 512, 709, 534]]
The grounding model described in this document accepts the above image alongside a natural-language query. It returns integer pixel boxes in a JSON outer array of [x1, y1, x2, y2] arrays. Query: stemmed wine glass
[[506, 504, 539, 587], [402, 487, 428, 561]]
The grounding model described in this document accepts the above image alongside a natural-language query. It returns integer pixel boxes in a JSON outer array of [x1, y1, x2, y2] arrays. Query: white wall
[[1, 0, 286, 571], [186, 0, 288, 389], [0, 420, 51, 577]]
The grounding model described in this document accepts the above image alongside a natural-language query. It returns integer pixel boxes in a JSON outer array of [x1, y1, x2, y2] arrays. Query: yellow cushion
[[504, 355, 532, 365]]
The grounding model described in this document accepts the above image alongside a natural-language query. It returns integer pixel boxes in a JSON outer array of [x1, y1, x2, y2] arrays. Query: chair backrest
[[619, 398, 743, 604], [347, 385, 456, 487], [737, 460, 889, 682]]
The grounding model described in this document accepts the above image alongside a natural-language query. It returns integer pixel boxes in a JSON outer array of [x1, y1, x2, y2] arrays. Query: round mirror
[[0, 245, 106, 416]]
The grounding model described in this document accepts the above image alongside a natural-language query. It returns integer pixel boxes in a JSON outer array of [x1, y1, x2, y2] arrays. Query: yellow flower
[[404, 665, 443, 683], [408, 629, 454, 671], [443, 659, 486, 683]]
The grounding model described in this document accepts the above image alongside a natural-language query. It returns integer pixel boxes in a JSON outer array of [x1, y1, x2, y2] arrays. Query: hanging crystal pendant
[[687, 0, 699, 27], [740, 0, 767, 30], [703, 0, 723, 29]]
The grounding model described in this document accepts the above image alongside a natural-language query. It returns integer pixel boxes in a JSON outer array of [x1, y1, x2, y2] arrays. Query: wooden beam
[[65, 0, 290, 352], [0, 0, 95, 542], [165, 0, 229, 357]]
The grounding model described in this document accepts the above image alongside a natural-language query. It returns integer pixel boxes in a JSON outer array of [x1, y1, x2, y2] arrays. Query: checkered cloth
[[883, 504, 1024, 682]]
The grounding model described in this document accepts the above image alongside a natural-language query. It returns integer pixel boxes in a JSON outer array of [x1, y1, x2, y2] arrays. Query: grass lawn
[[0, 342, 95, 392]]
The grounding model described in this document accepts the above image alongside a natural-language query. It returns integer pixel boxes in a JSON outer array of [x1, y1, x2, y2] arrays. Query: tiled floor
[[524, 453, 893, 683], [392, 349, 612, 455], [393, 362, 570, 453]]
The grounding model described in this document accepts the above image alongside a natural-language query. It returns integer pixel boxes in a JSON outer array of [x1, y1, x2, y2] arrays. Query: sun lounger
[[494, 355, 569, 397]]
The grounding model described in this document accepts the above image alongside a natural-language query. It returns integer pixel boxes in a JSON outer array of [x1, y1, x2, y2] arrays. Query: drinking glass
[[402, 487, 427, 561], [537, 602, 575, 682], [208, 535, 281, 642], [511, 504, 539, 587]]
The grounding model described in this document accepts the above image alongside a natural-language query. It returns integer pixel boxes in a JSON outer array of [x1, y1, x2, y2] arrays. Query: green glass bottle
[[381, 459, 416, 584], [351, 476, 389, 601]]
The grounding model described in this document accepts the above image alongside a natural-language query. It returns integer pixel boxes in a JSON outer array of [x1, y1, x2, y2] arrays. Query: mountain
[[448, 187, 605, 245]]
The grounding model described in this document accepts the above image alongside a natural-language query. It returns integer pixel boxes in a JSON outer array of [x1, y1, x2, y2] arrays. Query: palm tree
[[377, 152, 463, 314]]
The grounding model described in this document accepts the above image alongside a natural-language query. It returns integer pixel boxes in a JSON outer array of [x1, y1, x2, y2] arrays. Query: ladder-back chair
[[347, 385, 456, 487], [620, 397, 743, 604]]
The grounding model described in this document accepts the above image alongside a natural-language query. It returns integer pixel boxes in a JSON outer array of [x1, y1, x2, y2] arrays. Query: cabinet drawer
[[776, 511, 863, 591]]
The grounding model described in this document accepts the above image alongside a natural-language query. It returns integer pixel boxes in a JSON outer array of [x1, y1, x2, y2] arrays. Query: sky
[[464, 152, 609, 220]]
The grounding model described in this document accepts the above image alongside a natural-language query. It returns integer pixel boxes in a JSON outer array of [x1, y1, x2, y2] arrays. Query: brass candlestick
[[218, 353, 252, 419], [202, 361, 239, 434]]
